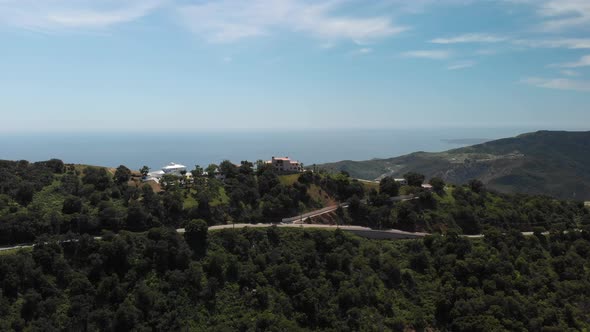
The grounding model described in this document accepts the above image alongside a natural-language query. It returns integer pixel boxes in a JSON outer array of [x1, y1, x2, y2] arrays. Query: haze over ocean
[[0, 127, 554, 170]]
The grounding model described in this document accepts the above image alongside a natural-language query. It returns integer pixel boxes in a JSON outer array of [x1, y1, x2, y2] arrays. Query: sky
[[0, 0, 589, 132]]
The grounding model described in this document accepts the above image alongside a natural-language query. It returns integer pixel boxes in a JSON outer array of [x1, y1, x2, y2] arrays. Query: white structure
[[421, 184, 433, 191], [267, 157, 303, 173], [162, 162, 187, 175], [145, 162, 187, 183]]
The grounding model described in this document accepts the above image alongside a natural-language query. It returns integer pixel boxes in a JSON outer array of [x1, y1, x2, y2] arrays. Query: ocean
[[0, 128, 538, 171]]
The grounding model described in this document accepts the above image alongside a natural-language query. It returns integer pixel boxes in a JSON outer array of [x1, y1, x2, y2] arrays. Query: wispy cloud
[[177, 0, 407, 43], [356, 47, 373, 55], [513, 38, 590, 49], [447, 60, 476, 70], [560, 70, 580, 77], [430, 33, 506, 44], [552, 55, 590, 68], [0, 0, 163, 30], [402, 50, 452, 60], [522, 77, 590, 92], [536, 0, 590, 31]]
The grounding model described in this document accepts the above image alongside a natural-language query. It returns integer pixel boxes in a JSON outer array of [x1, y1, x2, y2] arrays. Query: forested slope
[[1, 227, 589, 331], [318, 131, 590, 200]]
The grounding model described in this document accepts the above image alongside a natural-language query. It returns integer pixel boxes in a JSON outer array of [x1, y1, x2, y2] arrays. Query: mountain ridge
[[317, 130, 590, 200]]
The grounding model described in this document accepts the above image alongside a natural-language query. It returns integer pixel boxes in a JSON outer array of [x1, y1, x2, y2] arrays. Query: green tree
[[139, 166, 150, 178], [191, 165, 204, 178], [468, 179, 485, 193], [403, 172, 425, 187], [62, 196, 82, 214], [185, 219, 209, 257], [379, 176, 400, 197], [160, 174, 180, 191], [219, 160, 238, 178], [429, 177, 446, 193], [114, 165, 132, 185], [205, 164, 218, 178]]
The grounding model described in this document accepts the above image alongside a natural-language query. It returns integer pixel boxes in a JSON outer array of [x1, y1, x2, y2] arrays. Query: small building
[[162, 162, 187, 175], [267, 156, 303, 173], [421, 184, 433, 191], [394, 178, 408, 186], [144, 162, 187, 183]]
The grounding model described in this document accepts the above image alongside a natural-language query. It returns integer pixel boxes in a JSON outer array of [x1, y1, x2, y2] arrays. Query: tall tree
[[185, 219, 209, 257], [114, 165, 132, 185], [139, 166, 150, 178], [404, 172, 425, 187], [429, 177, 446, 193], [379, 176, 400, 197]]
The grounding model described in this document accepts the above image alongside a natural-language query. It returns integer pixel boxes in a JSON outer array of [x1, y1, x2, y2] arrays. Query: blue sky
[[0, 0, 589, 132]]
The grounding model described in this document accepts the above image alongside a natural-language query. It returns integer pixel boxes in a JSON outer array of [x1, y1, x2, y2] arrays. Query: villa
[[267, 156, 303, 173], [145, 162, 188, 182]]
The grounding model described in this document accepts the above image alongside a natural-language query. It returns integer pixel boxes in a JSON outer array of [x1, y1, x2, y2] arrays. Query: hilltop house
[[145, 162, 187, 182], [267, 156, 303, 173], [162, 162, 187, 175]]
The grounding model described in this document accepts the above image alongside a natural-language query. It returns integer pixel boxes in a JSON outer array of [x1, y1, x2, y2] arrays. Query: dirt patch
[[137, 180, 162, 192]]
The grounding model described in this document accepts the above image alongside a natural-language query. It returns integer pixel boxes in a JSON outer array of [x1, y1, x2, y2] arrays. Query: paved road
[[0, 224, 427, 252], [0, 224, 562, 253]]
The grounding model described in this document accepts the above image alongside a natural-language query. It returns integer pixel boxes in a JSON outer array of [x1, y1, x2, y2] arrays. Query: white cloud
[[552, 55, 590, 68], [0, 0, 163, 30], [522, 77, 590, 92], [177, 0, 407, 43], [513, 38, 590, 49], [536, 0, 590, 31], [447, 60, 476, 70], [560, 70, 579, 76], [430, 33, 506, 44], [357, 47, 373, 54], [320, 42, 336, 49], [402, 50, 451, 60], [378, 0, 475, 14]]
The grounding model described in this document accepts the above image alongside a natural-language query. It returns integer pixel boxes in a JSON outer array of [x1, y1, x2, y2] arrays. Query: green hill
[[318, 131, 590, 200]]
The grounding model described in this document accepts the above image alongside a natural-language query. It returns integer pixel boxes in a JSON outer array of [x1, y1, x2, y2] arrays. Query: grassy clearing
[[184, 187, 230, 209], [435, 186, 456, 206], [184, 193, 198, 209], [279, 174, 301, 186], [29, 180, 65, 215], [0, 247, 32, 256], [359, 181, 379, 192], [211, 187, 229, 206]]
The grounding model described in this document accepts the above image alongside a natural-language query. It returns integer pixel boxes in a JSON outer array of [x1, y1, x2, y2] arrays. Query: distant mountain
[[317, 130, 590, 200]]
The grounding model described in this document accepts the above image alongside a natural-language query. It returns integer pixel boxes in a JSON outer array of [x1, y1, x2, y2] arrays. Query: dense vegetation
[[0, 159, 365, 246], [1, 226, 590, 331], [1, 158, 589, 246], [2, 158, 590, 331], [318, 130, 590, 200], [346, 177, 589, 235]]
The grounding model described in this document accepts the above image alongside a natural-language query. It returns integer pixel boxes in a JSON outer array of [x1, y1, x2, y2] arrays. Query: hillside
[[1, 227, 590, 331], [318, 131, 590, 200]]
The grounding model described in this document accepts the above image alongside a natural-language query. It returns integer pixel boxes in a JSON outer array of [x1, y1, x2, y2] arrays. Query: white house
[[267, 156, 303, 173], [145, 162, 188, 183], [421, 184, 433, 191], [162, 162, 187, 175]]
